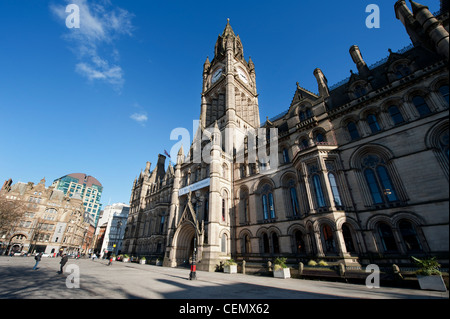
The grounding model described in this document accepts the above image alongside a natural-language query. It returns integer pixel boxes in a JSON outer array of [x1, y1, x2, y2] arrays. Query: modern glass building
[[52, 173, 103, 226]]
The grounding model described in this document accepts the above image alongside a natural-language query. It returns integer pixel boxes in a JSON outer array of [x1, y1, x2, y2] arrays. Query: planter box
[[140, 260, 146, 265], [417, 275, 447, 292], [273, 268, 291, 279], [224, 265, 237, 274], [123, 257, 130, 263]]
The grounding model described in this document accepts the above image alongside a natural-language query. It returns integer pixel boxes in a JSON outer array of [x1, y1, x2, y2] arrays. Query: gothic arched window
[[388, 105, 404, 125], [328, 172, 342, 206], [342, 223, 356, 253], [321, 224, 336, 253], [412, 95, 431, 117], [261, 184, 275, 220], [313, 175, 326, 208], [221, 233, 227, 253], [347, 121, 360, 140], [399, 220, 422, 252], [377, 222, 398, 252], [394, 64, 411, 79], [282, 148, 290, 163], [367, 114, 381, 133], [439, 84, 449, 105], [272, 233, 280, 254], [222, 199, 226, 222], [354, 84, 367, 98], [294, 230, 305, 254], [262, 233, 270, 253], [289, 186, 300, 216], [362, 154, 398, 204]]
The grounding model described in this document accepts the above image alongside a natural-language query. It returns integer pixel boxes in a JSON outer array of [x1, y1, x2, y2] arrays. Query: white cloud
[[50, 0, 134, 89], [130, 112, 148, 126]]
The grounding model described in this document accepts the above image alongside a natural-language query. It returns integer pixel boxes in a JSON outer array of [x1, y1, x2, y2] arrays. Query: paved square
[[0, 256, 448, 300]]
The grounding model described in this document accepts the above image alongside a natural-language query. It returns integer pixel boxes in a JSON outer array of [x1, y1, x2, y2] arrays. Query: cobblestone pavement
[[0, 256, 448, 300]]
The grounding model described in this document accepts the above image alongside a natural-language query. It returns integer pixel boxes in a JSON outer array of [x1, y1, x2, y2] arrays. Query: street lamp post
[[115, 219, 123, 256], [189, 235, 197, 280]]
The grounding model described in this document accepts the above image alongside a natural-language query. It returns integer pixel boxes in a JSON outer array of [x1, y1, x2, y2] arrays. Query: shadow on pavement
[[0, 264, 142, 299]]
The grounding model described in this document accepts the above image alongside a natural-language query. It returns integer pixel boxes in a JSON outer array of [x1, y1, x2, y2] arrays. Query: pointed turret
[[349, 45, 370, 77], [313, 68, 329, 98], [203, 56, 210, 73], [408, 0, 449, 60], [177, 145, 184, 165], [409, 0, 428, 14], [222, 18, 236, 38], [214, 19, 244, 61]]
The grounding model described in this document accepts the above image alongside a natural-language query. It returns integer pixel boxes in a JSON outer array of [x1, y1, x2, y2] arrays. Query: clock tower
[[200, 19, 261, 151]]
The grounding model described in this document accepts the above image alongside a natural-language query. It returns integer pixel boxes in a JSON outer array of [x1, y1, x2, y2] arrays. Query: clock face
[[238, 69, 248, 84], [212, 68, 223, 84]]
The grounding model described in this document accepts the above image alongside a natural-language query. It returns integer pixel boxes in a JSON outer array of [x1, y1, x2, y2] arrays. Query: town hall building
[[123, 0, 449, 272]]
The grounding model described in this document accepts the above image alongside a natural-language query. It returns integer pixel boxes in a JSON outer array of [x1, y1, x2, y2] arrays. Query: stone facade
[[0, 178, 90, 256], [123, 1, 449, 270]]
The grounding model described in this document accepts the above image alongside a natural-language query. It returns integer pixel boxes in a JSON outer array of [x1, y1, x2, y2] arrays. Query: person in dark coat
[[59, 254, 69, 274], [33, 252, 43, 270]]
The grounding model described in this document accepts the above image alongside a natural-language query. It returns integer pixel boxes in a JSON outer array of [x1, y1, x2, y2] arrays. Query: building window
[[261, 184, 276, 220], [315, 133, 325, 143], [342, 224, 356, 253], [394, 64, 411, 79], [367, 114, 381, 133], [347, 121, 360, 140], [282, 148, 290, 163], [294, 231, 305, 254], [222, 199, 226, 222], [299, 111, 305, 121], [321, 224, 336, 253], [262, 233, 270, 253], [388, 105, 404, 125], [362, 155, 398, 204], [289, 187, 300, 216], [377, 222, 398, 252], [262, 195, 268, 219], [399, 220, 422, 252], [354, 84, 367, 98], [300, 138, 309, 149], [159, 216, 165, 234], [240, 164, 246, 178], [221, 233, 227, 253], [272, 233, 280, 254], [328, 173, 342, 206], [313, 175, 326, 208], [439, 84, 449, 105], [412, 95, 431, 117]]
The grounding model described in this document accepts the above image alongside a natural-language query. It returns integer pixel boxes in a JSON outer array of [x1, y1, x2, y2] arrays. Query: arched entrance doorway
[[173, 222, 197, 267]]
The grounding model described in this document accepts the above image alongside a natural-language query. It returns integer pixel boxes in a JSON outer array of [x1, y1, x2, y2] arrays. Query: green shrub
[[224, 259, 237, 266], [307, 260, 317, 266], [412, 256, 442, 276], [318, 260, 328, 266], [274, 257, 287, 269]]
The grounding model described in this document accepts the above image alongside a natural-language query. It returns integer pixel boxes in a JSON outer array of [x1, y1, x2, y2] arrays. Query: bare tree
[[0, 196, 25, 233], [0, 196, 26, 254]]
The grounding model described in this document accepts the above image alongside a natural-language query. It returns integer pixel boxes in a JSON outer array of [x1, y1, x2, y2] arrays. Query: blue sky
[[0, 0, 441, 206]]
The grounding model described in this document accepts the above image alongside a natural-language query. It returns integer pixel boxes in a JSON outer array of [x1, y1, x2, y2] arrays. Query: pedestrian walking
[[59, 254, 69, 274], [32, 252, 43, 270]]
